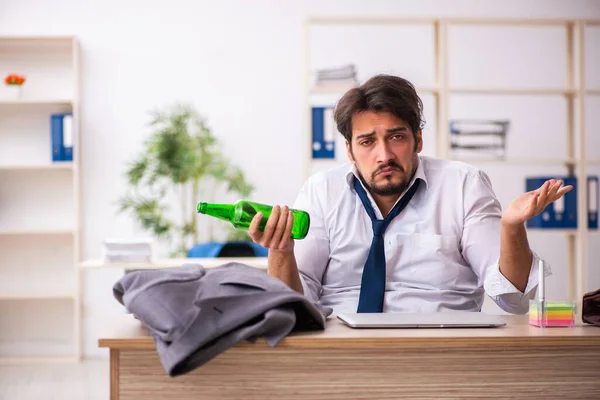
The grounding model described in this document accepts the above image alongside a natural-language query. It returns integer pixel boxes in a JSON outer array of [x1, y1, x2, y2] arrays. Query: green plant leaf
[[125, 157, 149, 186], [117, 194, 174, 239]]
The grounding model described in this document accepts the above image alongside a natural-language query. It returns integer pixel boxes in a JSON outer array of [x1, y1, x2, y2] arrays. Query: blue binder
[[526, 176, 598, 229], [311, 107, 335, 159], [50, 114, 64, 161], [589, 176, 599, 229], [50, 113, 73, 162]]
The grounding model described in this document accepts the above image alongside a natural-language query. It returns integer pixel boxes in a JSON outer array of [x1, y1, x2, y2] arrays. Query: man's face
[[346, 110, 422, 198]]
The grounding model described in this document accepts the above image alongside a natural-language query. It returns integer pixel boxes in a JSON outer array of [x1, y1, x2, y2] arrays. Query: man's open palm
[[503, 179, 573, 226]]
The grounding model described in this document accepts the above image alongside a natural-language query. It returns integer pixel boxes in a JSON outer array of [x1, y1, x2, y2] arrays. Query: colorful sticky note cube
[[529, 300, 576, 327]]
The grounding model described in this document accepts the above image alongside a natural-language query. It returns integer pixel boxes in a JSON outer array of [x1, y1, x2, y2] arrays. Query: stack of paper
[[103, 238, 153, 263], [314, 64, 358, 88], [449, 119, 510, 160]]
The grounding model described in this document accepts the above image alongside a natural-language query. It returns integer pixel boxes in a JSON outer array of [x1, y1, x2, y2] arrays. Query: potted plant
[[118, 103, 255, 257], [3, 73, 26, 100]]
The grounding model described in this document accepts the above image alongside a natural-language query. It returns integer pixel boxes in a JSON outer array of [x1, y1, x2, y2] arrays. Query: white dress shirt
[[292, 155, 551, 315]]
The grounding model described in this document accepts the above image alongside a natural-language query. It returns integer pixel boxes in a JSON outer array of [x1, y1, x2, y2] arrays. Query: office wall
[[1, 0, 599, 358]]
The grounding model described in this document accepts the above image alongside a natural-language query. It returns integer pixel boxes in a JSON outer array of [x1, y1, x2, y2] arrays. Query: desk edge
[[98, 335, 600, 350]]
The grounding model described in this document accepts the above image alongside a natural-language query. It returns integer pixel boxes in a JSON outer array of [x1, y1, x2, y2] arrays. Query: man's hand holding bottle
[[248, 205, 295, 253]]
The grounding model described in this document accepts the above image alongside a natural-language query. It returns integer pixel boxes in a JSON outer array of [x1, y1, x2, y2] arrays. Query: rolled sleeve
[[484, 250, 553, 314]]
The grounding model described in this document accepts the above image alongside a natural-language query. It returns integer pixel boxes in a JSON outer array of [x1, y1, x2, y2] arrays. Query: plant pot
[[2, 84, 22, 101]]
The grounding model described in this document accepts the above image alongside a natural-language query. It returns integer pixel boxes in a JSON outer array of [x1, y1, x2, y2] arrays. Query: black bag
[[582, 288, 600, 327]]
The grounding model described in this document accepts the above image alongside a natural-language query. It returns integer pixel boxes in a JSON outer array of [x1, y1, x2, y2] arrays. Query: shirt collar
[[344, 155, 429, 190]]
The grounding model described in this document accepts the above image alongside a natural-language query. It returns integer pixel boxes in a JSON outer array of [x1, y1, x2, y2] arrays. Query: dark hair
[[333, 74, 425, 144]]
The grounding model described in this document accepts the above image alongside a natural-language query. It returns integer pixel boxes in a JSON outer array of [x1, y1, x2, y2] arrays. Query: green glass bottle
[[197, 200, 311, 240]]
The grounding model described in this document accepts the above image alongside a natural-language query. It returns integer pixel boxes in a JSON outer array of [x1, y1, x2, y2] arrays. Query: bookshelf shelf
[[309, 85, 439, 95], [0, 340, 75, 359], [305, 17, 600, 26], [450, 157, 578, 165], [0, 36, 76, 43], [0, 291, 75, 300], [0, 163, 74, 171], [526, 229, 579, 236], [0, 356, 78, 365], [0, 35, 81, 362], [448, 88, 575, 96], [0, 229, 75, 235], [0, 99, 73, 105]]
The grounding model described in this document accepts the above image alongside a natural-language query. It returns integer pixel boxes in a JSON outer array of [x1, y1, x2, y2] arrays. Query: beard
[[356, 161, 414, 197]]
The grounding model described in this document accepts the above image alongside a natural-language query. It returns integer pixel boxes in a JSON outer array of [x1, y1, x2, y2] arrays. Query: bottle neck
[[197, 202, 208, 214], [197, 202, 235, 222]]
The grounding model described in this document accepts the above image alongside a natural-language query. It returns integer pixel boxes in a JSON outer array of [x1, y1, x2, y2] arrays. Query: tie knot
[[372, 220, 388, 236]]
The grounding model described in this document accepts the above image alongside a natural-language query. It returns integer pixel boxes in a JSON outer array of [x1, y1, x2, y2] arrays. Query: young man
[[249, 74, 571, 315]]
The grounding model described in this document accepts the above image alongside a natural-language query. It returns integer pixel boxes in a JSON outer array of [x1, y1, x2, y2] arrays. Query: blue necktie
[[353, 176, 421, 313]]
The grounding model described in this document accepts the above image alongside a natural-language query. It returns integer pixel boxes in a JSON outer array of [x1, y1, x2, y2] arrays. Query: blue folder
[[526, 176, 598, 229], [311, 107, 335, 159], [50, 113, 73, 161], [50, 114, 65, 161]]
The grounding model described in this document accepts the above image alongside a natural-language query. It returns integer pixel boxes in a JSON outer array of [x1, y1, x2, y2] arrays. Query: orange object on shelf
[[4, 73, 26, 85]]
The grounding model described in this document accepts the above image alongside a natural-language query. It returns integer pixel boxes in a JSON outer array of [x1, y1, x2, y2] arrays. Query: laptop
[[336, 311, 507, 328]]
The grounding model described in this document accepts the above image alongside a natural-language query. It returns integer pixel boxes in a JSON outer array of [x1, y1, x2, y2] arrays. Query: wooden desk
[[99, 314, 600, 400]]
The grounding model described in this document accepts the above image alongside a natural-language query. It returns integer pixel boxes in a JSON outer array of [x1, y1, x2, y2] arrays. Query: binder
[[311, 107, 335, 159], [526, 176, 577, 229], [526, 176, 598, 229], [50, 114, 65, 161], [589, 176, 598, 229], [50, 113, 74, 162]]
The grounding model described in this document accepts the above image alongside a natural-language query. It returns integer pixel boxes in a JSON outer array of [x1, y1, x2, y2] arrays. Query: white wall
[[1, 0, 599, 358]]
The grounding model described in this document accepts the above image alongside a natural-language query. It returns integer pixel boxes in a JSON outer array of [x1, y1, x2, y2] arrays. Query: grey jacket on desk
[[113, 261, 331, 377]]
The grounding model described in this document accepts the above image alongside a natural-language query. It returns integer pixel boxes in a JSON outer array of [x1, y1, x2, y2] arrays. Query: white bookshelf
[[303, 18, 600, 306], [0, 36, 81, 363]]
